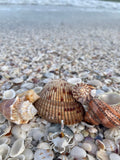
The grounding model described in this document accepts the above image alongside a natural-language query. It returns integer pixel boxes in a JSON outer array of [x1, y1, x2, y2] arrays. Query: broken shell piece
[[0, 144, 10, 160], [8, 154, 25, 160], [22, 149, 33, 160], [96, 149, 109, 160], [0, 113, 6, 123], [103, 139, 117, 152], [11, 126, 26, 139], [0, 96, 37, 124], [18, 89, 40, 103], [0, 136, 10, 145], [10, 138, 25, 157], [58, 155, 68, 160], [3, 89, 16, 100], [34, 149, 54, 160], [0, 120, 11, 137]]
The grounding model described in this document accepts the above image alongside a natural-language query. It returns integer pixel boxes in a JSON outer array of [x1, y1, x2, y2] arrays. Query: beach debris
[[34, 79, 84, 125], [0, 96, 37, 124]]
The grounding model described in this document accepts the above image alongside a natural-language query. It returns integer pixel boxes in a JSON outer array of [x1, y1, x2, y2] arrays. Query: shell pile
[[34, 79, 84, 125]]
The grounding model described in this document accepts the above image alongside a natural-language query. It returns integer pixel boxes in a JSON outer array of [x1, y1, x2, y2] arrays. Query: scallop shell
[[0, 144, 10, 160], [34, 149, 54, 160], [10, 138, 25, 157], [3, 89, 16, 100], [104, 127, 120, 141], [103, 139, 117, 152], [0, 96, 37, 124], [70, 146, 87, 159], [96, 149, 109, 160], [72, 83, 95, 104], [34, 79, 84, 125]]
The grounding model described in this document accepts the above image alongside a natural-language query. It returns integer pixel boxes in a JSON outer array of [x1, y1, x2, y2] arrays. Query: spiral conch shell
[[34, 79, 84, 125], [72, 83, 95, 104], [0, 96, 37, 124]]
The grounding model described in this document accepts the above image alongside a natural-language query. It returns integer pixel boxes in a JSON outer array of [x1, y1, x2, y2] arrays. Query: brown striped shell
[[84, 97, 120, 128], [72, 83, 95, 104], [34, 79, 84, 125]]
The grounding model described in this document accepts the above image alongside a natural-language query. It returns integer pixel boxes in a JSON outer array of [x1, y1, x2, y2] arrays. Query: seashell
[[12, 78, 23, 84], [96, 149, 109, 160], [34, 149, 54, 160], [17, 89, 40, 103], [3, 89, 16, 100], [0, 156, 2, 160], [11, 126, 26, 139], [73, 133, 84, 143], [96, 139, 105, 150], [58, 155, 68, 160], [67, 78, 81, 85], [0, 144, 10, 160], [109, 153, 120, 160], [0, 120, 11, 137], [103, 139, 117, 152], [0, 113, 6, 123], [22, 149, 33, 160], [72, 83, 95, 104], [70, 146, 87, 159], [84, 92, 120, 128], [87, 154, 96, 160], [34, 79, 84, 125], [104, 127, 120, 141], [82, 141, 97, 155], [21, 83, 34, 90], [0, 96, 37, 124], [0, 136, 10, 145], [37, 142, 50, 149], [27, 128, 44, 141], [33, 87, 43, 94], [8, 154, 25, 160], [10, 138, 25, 157]]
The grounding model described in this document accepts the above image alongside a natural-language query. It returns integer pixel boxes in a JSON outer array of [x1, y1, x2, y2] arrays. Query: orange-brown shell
[[72, 83, 95, 104], [34, 79, 84, 125], [84, 98, 120, 128]]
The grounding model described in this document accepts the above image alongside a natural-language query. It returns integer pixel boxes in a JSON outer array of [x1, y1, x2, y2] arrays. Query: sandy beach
[[0, 4, 120, 160]]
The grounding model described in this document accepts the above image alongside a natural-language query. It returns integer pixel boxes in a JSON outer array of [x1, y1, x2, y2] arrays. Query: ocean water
[[0, 0, 120, 11]]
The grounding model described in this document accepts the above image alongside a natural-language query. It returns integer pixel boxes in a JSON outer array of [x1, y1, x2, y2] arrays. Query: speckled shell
[[72, 83, 95, 104], [84, 98, 120, 128], [34, 79, 84, 125]]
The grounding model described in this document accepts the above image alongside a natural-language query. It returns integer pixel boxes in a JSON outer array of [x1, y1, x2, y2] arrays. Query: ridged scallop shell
[[0, 96, 37, 124], [72, 83, 95, 104], [34, 79, 84, 125], [104, 127, 120, 141], [84, 92, 120, 128], [103, 139, 117, 152]]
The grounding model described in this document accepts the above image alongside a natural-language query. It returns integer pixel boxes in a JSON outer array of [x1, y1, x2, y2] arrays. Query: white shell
[[0, 136, 10, 145], [67, 78, 81, 85], [73, 133, 84, 144], [27, 128, 44, 141], [37, 142, 50, 149], [3, 89, 16, 100], [88, 127, 98, 134], [96, 149, 109, 160], [109, 153, 120, 160], [34, 149, 54, 160], [11, 126, 26, 139], [103, 139, 117, 152], [82, 142, 97, 154], [104, 127, 120, 141], [21, 124, 31, 132], [0, 144, 10, 160], [0, 120, 11, 137], [33, 87, 42, 94], [10, 138, 25, 157], [0, 155, 2, 160], [22, 149, 33, 160], [8, 154, 25, 160], [70, 146, 86, 159], [12, 78, 23, 84], [58, 155, 68, 160], [87, 154, 96, 160]]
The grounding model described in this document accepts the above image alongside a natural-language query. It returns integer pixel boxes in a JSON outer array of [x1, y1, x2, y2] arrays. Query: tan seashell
[[72, 83, 95, 104], [0, 96, 37, 124], [34, 79, 84, 125], [96, 149, 109, 160], [18, 89, 40, 103]]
